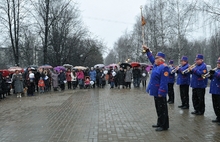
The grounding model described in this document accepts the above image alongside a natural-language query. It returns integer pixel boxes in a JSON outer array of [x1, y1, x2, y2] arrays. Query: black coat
[[58, 72, 66, 84], [117, 70, 125, 85], [132, 69, 141, 79]]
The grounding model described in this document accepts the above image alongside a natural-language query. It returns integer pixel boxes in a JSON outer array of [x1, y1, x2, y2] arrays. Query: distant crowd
[[0, 65, 149, 100]]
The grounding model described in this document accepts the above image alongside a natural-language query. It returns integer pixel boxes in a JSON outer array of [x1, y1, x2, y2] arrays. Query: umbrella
[[63, 64, 73, 69], [146, 65, 153, 72], [94, 64, 105, 68], [0, 69, 10, 77], [8, 67, 23, 72], [106, 64, 119, 69], [120, 63, 132, 69], [73, 66, 87, 70], [130, 62, 141, 67], [140, 63, 148, 67], [54, 66, 66, 72], [39, 65, 53, 69]]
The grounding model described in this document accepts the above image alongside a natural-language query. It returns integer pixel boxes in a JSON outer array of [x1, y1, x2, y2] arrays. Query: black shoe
[[168, 101, 174, 104], [167, 101, 171, 103], [191, 111, 198, 114], [178, 105, 183, 108], [196, 112, 204, 115], [181, 106, 189, 109], [152, 125, 160, 128], [155, 127, 168, 131], [212, 119, 220, 123]]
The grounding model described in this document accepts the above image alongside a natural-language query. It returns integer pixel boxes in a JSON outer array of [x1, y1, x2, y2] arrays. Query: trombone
[[202, 67, 218, 79], [182, 63, 196, 74]]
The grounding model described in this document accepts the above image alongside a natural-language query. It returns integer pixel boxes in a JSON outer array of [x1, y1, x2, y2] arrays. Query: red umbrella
[[130, 62, 141, 67], [8, 67, 24, 72], [0, 69, 10, 77]]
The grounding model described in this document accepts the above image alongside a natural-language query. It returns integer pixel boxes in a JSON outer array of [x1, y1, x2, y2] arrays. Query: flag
[[141, 16, 146, 26]]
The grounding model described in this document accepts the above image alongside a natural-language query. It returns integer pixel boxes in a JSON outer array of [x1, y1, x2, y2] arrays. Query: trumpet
[[171, 65, 181, 74], [202, 67, 218, 79], [182, 63, 196, 74]]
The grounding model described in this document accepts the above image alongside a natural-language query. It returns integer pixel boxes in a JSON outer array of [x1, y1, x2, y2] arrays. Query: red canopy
[[130, 62, 141, 67]]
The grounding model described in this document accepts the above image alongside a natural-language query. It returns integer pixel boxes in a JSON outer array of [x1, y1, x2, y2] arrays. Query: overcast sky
[[74, 0, 147, 52]]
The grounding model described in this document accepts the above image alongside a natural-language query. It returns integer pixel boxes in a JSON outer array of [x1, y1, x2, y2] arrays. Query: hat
[[181, 56, 188, 61], [156, 52, 165, 59], [196, 54, 203, 60], [169, 60, 174, 64]]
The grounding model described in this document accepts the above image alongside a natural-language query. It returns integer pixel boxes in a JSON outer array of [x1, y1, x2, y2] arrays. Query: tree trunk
[[43, 0, 50, 64]]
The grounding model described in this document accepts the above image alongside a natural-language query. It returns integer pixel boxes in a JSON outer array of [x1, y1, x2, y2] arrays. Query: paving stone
[[0, 85, 219, 142]]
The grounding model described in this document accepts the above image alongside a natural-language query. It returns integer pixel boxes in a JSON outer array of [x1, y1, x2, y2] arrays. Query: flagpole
[[140, 6, 145, 45], [140, 6, 146, 53]]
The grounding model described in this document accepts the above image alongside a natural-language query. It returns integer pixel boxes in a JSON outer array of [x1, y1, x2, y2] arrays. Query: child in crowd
[[38, 77, 45, 93]]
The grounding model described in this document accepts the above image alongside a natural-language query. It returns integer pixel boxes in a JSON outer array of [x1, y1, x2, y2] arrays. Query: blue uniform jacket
[[168, 66, 175, 83], [146, 51, 169, 97], [89, 70, 96, 81], [190, 62, 208, 88], [210, 69, 220, 95], [176, 64, 191, 85]]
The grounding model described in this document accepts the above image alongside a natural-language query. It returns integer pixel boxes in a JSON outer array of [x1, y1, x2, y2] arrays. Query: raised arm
[[143, 45, 155, 65]]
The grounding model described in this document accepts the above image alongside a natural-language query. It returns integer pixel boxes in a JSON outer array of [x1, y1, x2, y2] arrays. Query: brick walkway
[[0, 84, 220, 142]]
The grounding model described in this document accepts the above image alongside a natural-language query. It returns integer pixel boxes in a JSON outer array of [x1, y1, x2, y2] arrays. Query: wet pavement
[[0, 84, 220, 142]]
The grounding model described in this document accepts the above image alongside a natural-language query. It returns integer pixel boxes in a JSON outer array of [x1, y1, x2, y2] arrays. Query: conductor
[[143, 45, 169, 131]]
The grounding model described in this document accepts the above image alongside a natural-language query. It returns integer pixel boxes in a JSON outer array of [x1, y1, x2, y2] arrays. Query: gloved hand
[[209, 70, 215, 75]]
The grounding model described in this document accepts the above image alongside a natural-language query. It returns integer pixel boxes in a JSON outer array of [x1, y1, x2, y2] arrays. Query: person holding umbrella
[[117, 67, 125, 89], [66, 68, 72, 89], [12, 70, 24, 98], [143, 45, 169, 131], [141, 66, 148, 88], [125, 66, 133, 89], [77, 69, 84, 89], [132, 66, 141, 88], [90, 67, 97, 88], [58, 70, 66, 91]]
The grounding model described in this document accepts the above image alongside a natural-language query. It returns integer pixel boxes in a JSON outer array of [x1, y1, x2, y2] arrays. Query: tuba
[[182, 63, 196, 74], [202, 67, 218, 79]]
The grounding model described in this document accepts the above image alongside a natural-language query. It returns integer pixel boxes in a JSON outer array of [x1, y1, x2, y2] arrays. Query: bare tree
[[0, 0, 23, 66]]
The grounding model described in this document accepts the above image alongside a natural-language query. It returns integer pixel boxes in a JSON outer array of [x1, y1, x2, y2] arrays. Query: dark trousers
[[180, 85, 189, 107], [125, 82, 131, 89], [27, 83, 35, 96], [192, 88, 205, 113], [212, 94, 220, 120], [154, 97, 169, 129], [142, 80, 146, 87], [60, 83, 65, 91], [168, 83, 174, 102], [72, 81, 77, 89], [67, 81, 71, 89], [96, 79, 99, 87]]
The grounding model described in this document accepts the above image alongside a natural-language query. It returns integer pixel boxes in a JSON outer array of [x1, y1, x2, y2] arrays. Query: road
[[0, 84, 219, 142]]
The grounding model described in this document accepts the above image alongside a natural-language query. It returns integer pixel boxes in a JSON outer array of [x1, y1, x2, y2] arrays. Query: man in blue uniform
[[143, 45, 169, 131], [209, 59, 220, 123], [190, 54, 208, 115], [167, 60, 175, 104], [176, 56, 191, 109]]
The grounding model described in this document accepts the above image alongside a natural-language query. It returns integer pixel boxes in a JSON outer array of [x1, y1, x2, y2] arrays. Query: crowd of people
[[0, 65, 149, 100]]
